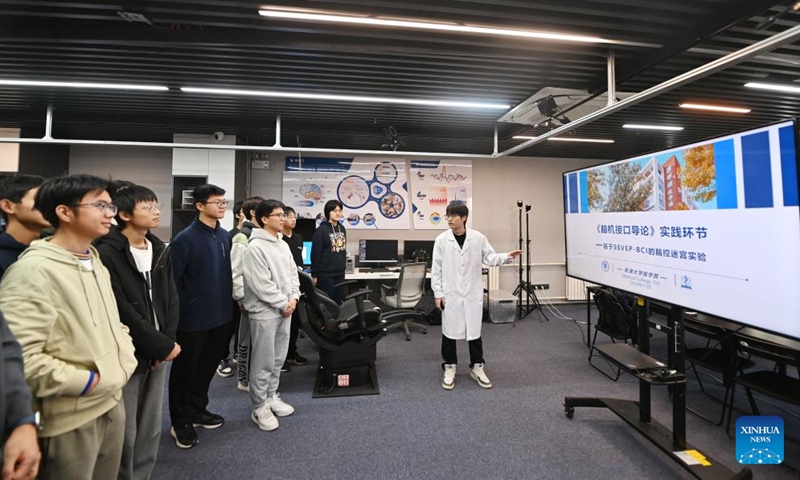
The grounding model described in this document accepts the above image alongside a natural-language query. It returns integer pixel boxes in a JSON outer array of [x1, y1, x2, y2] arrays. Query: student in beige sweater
[[0, 174, 137, 480]]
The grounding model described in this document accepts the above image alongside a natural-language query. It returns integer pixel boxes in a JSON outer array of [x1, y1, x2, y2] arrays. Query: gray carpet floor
[[151, 304, 800, 479]]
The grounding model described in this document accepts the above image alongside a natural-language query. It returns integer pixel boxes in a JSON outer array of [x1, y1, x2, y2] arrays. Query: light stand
[[515, 200, 524, 319], [525, 204, 548, 322]]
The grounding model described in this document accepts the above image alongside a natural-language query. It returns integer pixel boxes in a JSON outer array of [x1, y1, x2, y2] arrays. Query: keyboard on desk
[[359, 266, 389, 272]]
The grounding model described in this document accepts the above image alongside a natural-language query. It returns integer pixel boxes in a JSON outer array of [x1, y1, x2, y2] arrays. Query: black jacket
[[95, 227, 179, 373], [0, 233, 27, 278], [282, 231, 304, 267], [0, 311, 33, 452], [311, 220, 346, 277]]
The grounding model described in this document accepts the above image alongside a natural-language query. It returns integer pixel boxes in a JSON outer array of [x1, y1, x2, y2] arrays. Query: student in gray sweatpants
[[242, 199, 300, 431]]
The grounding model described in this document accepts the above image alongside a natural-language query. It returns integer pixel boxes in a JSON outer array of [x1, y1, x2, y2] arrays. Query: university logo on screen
[[735, 416, 784, 465]]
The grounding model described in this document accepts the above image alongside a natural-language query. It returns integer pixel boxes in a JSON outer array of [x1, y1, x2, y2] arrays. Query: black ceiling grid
[[0, 1, 798, 160]]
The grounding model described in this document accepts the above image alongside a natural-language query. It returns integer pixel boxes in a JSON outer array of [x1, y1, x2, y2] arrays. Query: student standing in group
[[432, 202, 521, 391], [243, 200, 299, 431], [281, 206, 308, 370], [0, 174, 137, 479], [168, 184, 232, 449], [95, 181, 180, 479], [230, 195, 264, 391], [0, 174, 49, 276], [310, 200, 347, 304], [215, 199, 246, 379]]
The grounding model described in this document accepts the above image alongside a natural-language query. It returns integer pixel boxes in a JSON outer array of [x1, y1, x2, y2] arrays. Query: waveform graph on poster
[[410, 159, 473, 230], [563, 120, 800, 340], [282, 156, 410, 229]]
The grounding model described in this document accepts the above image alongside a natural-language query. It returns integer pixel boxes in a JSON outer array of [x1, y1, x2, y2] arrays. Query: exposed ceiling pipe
[[44, 104, 54, 140], [498, 23, 800, 158], [606, 50, 616, 107], [273, 115, 282, 147], [0, 136, 492, 159]]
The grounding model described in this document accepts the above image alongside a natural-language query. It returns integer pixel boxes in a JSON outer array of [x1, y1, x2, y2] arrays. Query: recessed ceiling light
[[622, 124, 684, 131], [180, 87, 509, 109], [744, 82, 800, 94], [259, 10, 610, 44], [513, 136, 615, 143], [0, 79, 168, 91], [679, 103, 750, 114]]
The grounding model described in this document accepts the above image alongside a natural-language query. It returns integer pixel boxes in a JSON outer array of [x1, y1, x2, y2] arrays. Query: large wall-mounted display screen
[[564, 120, 800, 340]]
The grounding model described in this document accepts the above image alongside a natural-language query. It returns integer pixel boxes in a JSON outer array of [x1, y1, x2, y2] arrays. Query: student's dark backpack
[[593, 287, 638, 343]]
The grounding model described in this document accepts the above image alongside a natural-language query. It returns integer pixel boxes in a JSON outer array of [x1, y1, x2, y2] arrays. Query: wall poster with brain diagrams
[[409, 159, 473, 229], [282, 156, 410, 229]]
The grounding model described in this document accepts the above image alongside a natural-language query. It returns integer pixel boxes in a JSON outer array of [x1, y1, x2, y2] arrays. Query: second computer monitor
[[404, 240, 435, 266], [358, 239, 398, 265]]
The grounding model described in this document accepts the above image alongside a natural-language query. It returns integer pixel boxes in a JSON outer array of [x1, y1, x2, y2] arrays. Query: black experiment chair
[[589, 287, 639, 381], [380, 262, 429, 341], [725, 334, 800, 435], [297, 271, 387, 397], [683, 317, 755, 426]]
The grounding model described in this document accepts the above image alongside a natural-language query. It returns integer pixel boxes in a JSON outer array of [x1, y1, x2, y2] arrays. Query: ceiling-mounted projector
[[497, 87, 635, 127]]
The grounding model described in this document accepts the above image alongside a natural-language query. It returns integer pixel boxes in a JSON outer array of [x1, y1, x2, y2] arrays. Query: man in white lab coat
[[432, 202, 521, 390]]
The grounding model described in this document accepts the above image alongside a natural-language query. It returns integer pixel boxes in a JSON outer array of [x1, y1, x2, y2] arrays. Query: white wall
[[0, 128, 20, 172], [248, 152, 602, 298], [69, 145, 173, 239]]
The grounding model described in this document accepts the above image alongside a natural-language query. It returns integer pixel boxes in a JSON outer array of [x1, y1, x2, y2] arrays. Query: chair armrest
[[343, 289, 372, 302], [334, 279, 359, 289]]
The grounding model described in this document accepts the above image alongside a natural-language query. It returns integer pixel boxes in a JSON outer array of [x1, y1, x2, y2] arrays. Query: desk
[[346, 268, 431, 281]]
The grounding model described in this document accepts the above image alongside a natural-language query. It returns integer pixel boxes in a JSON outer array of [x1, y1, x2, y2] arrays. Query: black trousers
[[288, 308, 302, 357], [441, 334, 484, 368], [316, 274, 345, 304], [221, 301, 240, 360], [169, 321, 231, 426]]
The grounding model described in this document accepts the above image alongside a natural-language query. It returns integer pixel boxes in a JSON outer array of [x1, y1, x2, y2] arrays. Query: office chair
[[725, 334, 800, 435], [589, 287, 638, 381], [379, 262, 429, 341], [297, 271, 387, 397], [683, 318, 755, 426]]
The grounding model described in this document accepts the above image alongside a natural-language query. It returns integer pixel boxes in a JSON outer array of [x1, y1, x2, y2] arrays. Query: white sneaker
[[442, 364, 456, 390], [267, 394, 295, 417], [470, 363, 492, 389], [251, 404, 278, 431], [237, 382, 250, 392]]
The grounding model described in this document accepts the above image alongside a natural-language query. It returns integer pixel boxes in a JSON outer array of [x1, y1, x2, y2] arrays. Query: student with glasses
[[167, 184, 232, 449], [0, 174, 137, 480], [242, 199, 300, 431], [432, 202, 522, 391], [94, 181, 180, 479]]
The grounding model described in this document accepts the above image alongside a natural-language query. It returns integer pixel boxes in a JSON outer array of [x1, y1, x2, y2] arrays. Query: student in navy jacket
[[167, 184, 232, 449]]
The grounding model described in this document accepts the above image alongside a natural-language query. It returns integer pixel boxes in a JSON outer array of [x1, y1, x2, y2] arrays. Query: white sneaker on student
[[470, 363, 492, 389], [251, 404, 279, 431], [442, 364, 456, 390], [237, 382, 250, 392], [267, 394, 295, 417]]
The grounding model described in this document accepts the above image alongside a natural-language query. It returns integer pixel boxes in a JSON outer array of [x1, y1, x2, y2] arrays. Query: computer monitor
[[301, 241, 312, 266], [358, 239, 398, 265], [403, 240, 435, 266]]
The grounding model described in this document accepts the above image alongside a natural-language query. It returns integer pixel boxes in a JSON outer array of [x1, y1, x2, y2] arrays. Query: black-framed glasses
[[139, 203, 162, 213], [73, 202, 118, 215], [204, 200, 229, 208], [268, 213, 287, 219]]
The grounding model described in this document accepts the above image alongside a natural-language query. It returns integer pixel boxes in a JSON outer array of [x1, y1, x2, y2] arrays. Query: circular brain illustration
[[337, 176, 370, 209]]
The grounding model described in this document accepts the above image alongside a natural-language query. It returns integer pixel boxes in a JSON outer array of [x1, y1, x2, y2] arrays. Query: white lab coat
[[431, 228, 511, 341]]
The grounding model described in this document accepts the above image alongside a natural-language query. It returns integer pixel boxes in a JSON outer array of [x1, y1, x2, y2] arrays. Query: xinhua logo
[[736, 416, 784, 465]]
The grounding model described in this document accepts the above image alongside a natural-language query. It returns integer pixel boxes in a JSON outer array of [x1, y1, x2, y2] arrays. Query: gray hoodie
[[242, 228, 300, 320]]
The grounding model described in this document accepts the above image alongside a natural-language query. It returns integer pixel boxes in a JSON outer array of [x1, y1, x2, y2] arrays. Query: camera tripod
[[514, 201, 549, 321]]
